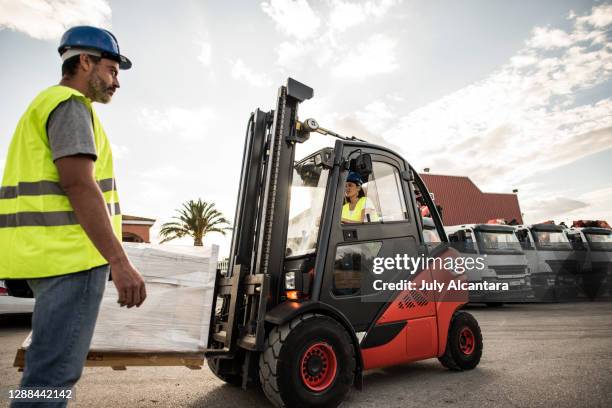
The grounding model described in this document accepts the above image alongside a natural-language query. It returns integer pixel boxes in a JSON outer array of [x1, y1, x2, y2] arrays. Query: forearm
[[63, 181, 128, 266], [53, 149, 145, 306], [341, 218, 360, 224]]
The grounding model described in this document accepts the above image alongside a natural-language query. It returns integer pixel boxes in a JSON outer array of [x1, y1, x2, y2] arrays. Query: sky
[[0, 0, 611, 256]]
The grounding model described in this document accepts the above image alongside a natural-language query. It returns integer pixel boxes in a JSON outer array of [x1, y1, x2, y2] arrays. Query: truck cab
[[422, 216, 443, 247], [445, 223, 533, 304], [514, 224, 576, 302], [565, 221, 612, 300]]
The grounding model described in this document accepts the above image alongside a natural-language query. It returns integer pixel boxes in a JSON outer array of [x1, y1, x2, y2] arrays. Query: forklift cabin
[[206, 79, 482, 408]]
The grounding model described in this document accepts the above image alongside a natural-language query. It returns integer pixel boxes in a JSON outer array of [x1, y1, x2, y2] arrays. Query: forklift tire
[[259, 313, 356, 408], [207, 357, 242, 386], [438, 311, 483, 371]]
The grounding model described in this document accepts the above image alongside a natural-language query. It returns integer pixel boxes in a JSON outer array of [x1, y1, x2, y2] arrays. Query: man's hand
[[110, 260, 147, 308], [56, 155, 147, 308]]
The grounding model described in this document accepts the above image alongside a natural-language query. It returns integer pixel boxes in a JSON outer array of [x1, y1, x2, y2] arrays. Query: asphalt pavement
[[1, 302, 611, 407]]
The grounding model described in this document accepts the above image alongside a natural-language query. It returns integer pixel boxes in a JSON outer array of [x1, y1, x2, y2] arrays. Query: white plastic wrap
[[89, 243, 218, 353]]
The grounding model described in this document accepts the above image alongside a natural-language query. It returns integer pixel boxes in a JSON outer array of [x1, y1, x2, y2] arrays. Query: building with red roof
[[419, 173, 523, 226], [122, 215, 156, 243]]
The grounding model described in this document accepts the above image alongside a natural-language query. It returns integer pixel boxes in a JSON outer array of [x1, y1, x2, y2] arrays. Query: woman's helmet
[[346, 171, 363, 186]]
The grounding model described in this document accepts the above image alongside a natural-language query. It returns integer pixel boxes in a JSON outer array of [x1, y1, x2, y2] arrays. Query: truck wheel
[[207, 357, 242, 386], [438, 311, 483, 371], [259, 313, 356, 408]]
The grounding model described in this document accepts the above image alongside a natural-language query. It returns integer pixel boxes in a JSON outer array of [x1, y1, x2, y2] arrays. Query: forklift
[[205, 78, 483, 407]]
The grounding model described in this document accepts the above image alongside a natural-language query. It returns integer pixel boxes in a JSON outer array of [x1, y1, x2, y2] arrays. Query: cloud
[[124, 179, 176, 222], [523, 187, 612, 224], [139, 105, 214, 140], [277, 40, 316, 70], [138, 165, 182, 180], [522, 196, 590, 223], [230, 59, 272, 87], [574, 3, 612, 28], [0, 0, 111, 41], [566, 187, 612, 223], [265, 0, 403, 78], [261, 0, 320, 40], [331, 33, 399, 78], [377, 3, 612, 194], [509, 53, 538, 68], [197, 41, 212, 66], [329, 0, 401, 31], [527, 27, 572, 49], [110, 143, 129, 160], [333, 114, 404, 155], [354, 100, 396, 134], [328, 0, 367, 31]]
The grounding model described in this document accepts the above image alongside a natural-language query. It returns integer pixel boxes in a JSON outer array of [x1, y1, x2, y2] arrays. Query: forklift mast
[[208, 79, 313, 354]]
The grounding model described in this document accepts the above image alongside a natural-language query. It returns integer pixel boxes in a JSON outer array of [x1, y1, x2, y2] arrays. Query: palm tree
[[159, 199, 231, 246]]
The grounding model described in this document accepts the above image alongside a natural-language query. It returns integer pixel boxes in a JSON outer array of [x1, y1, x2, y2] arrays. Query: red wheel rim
[[300, 342, 338, 392], [459, 327, 475, 355]]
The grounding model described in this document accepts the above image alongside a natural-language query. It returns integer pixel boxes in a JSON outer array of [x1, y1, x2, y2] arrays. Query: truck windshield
[[584, 232, 612, 251], [476, 231, 522, 253], [533, 231, 572, 250], [285, 157, 329, 257]]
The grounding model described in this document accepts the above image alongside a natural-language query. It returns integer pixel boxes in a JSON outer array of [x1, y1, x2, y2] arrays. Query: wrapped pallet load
[[89, 243, 219, 353], [15, 243, 219, 369]]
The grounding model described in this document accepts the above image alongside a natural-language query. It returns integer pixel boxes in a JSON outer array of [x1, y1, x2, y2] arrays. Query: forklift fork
[[209, 267, 269, 351]]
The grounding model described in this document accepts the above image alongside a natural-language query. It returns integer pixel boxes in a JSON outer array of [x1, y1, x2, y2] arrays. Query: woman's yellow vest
[[0, 85, 121, 279], [342, 197, 367, 222]]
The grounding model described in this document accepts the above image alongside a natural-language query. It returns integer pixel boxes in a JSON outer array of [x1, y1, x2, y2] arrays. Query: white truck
[[445, 223, 533, 305], [514, 223, 577, 302], [564, 220, 612, 301], [0, 280, 34, 315]]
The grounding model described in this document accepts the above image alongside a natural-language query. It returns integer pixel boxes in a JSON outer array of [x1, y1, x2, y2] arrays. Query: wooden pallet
[[14, 348, 205, 371]]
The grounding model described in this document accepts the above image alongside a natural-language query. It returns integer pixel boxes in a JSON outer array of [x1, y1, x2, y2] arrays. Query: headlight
[[285, 271, 296, 290]]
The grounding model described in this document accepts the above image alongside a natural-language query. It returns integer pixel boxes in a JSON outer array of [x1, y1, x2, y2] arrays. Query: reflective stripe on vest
[[0, 178, 117, 199], [0, 85, 121, 279], [0, 203, 121, 228]]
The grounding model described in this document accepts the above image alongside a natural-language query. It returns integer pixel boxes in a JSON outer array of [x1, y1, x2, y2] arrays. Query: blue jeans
[[11, 265, 109, 408]]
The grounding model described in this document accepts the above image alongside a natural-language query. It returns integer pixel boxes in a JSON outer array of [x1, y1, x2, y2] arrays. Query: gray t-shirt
[[47, 96, 97, 161]]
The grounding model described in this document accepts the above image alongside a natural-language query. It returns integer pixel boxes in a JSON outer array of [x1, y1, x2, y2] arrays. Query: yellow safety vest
[[342, 197, 367, 223], [0, 85, 121, 279]]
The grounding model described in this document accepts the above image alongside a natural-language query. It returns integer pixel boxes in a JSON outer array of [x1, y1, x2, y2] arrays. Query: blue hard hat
[[58, 26, 132, 70], [346, 171, 363, 185]]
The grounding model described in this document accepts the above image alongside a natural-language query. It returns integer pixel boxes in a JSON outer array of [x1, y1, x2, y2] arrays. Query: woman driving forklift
[[341, 171, 378, 223]]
